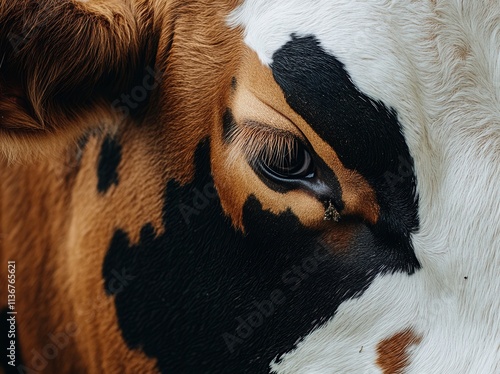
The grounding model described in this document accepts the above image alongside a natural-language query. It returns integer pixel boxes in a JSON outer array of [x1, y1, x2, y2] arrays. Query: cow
[[0, 0, 499, 373]]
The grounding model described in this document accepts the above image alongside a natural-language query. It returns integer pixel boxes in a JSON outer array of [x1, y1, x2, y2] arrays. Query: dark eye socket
[[258, 139, 315, 181]]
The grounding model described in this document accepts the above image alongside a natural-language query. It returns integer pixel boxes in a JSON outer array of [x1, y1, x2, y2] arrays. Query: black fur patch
[[271, 35, 419, 250], [96, 135, 122, 193], [103, 139, 420, 373]]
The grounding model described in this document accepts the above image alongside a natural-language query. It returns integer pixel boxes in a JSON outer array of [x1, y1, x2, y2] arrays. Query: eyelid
[[253, 97, 301, 131], [231, 83, 304, 138]]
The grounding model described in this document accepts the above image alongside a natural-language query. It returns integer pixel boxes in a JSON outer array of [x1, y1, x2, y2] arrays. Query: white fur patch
[[229, 1, 500, 373]]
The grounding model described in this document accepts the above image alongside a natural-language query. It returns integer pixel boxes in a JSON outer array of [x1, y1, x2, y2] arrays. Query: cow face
[[1, 0, 499, 373], [100, 1, 498, 373]]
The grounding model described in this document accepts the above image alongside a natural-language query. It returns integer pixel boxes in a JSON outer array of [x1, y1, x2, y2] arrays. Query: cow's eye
[[258, 140, 314, 181]]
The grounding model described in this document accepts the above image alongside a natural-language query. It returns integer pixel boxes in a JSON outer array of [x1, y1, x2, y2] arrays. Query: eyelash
[[227, 121, 300, 168], [227, 121, 316, 182]]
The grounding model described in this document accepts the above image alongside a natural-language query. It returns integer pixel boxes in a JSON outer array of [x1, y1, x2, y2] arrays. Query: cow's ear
[[0, 0, 156, 161]]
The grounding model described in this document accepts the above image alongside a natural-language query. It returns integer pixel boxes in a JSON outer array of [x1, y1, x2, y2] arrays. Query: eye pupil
[[260, 140, 314, 180]]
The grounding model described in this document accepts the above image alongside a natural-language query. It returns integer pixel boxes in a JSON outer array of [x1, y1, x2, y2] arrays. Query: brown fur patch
[[376, 328, 422, 374], [0, 123, 162, 373], [63, 126, 163, 373], [153, 0, 242, 184]]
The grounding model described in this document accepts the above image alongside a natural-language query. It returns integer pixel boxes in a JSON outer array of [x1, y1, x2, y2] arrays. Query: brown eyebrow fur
[[226, 120, 305, 171]]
